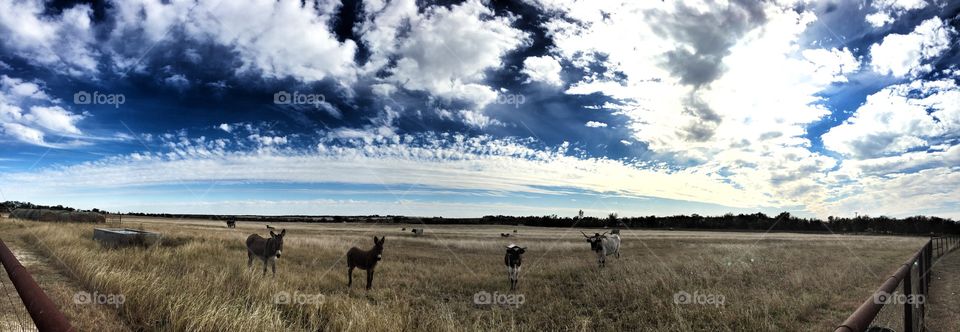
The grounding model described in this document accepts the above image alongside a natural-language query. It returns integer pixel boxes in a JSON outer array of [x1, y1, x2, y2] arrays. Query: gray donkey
[[246, 229, 285, 276]]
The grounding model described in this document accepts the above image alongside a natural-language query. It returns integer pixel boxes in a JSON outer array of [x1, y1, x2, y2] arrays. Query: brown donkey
[[246, 229, 285, 276], [346, 236, 385, 290]]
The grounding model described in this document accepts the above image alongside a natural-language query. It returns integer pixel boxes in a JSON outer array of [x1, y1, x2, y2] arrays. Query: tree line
[[3, 201, 957, 235], [0, 201, 110, 214]]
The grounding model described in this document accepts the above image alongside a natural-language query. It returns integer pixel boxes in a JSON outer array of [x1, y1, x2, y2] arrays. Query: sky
[[0, 0, 959, 218]]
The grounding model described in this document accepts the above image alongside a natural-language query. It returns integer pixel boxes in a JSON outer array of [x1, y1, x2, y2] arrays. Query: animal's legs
[[366, 269, 374, 290], [347, 266, 354, 287]]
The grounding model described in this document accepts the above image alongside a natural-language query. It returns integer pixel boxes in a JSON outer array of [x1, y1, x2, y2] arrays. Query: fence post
[[903, 269, 914, 332]]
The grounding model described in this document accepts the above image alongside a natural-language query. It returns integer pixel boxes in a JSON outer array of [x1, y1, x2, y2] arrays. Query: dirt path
[[926, 250, 960, 332]]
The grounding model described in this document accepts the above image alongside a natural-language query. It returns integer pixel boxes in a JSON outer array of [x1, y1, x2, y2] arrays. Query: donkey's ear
[[379, 236, 385, 245], [280, 229, 286, 236], [270, 231, 276, 237], [373, 236, 379, 243]]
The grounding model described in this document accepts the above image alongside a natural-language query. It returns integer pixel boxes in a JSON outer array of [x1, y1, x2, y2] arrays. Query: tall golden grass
[[1, 217, 926, 331]]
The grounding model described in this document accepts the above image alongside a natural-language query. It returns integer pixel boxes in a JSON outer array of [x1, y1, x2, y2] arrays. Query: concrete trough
[[93, 228, 161, 247]]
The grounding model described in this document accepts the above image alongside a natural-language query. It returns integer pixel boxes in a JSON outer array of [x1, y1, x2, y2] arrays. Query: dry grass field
[[0, 216, 928, 331]]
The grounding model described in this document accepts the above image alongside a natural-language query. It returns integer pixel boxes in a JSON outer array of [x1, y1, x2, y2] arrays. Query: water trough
[[93, 228, 161, 247]]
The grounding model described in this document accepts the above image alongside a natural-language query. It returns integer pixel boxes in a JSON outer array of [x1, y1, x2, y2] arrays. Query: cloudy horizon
[[1, 0, 959, 218]]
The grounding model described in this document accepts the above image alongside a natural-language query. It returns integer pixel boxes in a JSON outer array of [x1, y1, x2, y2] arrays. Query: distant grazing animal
[[265, 225, 275, 230], [500, 233, 511, 237], [346, 236, 386, 290], [225, 220, 236, 228], [513, 229, 518, 233], [411, 228, 423, 236], [401, 227, 406, 231], [581, 231, 621, 267], [246, 229, 286, 276], [504, 244, 526, 290]]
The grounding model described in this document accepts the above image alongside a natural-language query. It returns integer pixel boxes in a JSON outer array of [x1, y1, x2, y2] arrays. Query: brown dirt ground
[[926, 250, 960, 332]]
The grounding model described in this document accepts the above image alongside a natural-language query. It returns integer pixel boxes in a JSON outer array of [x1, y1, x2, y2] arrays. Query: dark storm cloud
[[681, 94, 722, 141], [644, 0, 769, 141], [651, 0, 768, 88]]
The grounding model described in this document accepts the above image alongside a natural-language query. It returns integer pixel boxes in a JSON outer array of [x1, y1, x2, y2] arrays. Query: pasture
[[0, 217, 926, 331]]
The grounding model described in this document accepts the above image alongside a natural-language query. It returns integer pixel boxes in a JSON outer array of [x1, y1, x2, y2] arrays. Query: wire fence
[[0, 239, 74, 331], [836, 235, 960, 332], [0, 265, 37, 332], [104, 213, 122, 224]]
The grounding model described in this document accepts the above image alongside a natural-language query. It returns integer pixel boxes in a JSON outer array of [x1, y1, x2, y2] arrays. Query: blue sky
[[0, 0, 959, 218]]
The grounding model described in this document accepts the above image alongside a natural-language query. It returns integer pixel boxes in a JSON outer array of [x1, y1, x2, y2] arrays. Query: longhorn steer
[[581, 232, 620, 267]]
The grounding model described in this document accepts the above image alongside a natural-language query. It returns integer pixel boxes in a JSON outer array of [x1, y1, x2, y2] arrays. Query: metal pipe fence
[[0, 239, 74, 332], [835, 235, 960, 332]]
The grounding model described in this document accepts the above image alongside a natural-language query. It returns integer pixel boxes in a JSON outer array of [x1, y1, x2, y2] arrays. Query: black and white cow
[[581, 232, 620, 267], [504, 244, 526, 290]]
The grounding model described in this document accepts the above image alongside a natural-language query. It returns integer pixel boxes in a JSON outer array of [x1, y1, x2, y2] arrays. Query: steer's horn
[[581, 231, 590, 238]]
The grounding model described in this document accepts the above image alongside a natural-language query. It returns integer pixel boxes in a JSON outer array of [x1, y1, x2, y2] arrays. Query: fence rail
[[0, 239, 74, 332], [835, 235, 960, 332]]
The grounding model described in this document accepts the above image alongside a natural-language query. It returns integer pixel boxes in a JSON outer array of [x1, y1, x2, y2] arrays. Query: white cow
[[582, 232, 620, 267]]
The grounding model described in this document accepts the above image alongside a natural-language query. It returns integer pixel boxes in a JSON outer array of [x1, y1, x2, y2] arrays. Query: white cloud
[[458, 110, 504, 129], [522, 56, 563, 86], [0, 75, 49, 101], [163, 74, 190, 90], [865, 12, 894, 28], [1, 122, 46, 146], [0, 75, 87, 147], [0, 0, 99, 77], [870, 17, 954, 77], [537, 1, 874, 214], [108, 0, 358, 82], [23, 106, 83, 135], [871, 0, 929, 15], [817, 166, 960, 218], [248, 134, 288, 146], [218, 123, 232, 133], [360, 0, 529, 108], [822, 79, 960, 158], [585, 121, 607, 128]]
